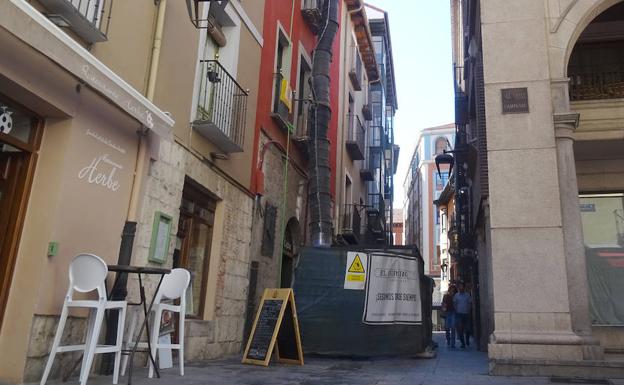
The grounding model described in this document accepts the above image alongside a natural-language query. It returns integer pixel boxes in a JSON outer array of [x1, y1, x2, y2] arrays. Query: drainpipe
[[103, 0, 168, 373], [308, 0, 339, 247]]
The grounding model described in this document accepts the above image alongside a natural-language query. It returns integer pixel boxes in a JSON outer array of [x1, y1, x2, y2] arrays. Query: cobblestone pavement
[[44, 333, 624, 385]]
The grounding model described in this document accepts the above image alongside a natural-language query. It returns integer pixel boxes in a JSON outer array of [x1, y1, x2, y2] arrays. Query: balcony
[[301, 0, 322, 34], [271, 73, 294, 132], [346, 115, 365, 160], [359, 146, 380, 181], [569, 70, 624, 101], [366, 194, 386, 241], [340, 204, 362, 244], [39, 0, 112, 43], [349, 50, 363, 91], [193, 60, 248, 153], [362, 104, 372, 121]]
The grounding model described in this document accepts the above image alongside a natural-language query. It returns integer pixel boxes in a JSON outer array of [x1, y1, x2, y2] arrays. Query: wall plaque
[[501, 87, 529, 114]]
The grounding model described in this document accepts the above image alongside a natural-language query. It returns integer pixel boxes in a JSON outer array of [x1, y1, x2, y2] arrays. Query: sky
[[364, 0, 455, 210]]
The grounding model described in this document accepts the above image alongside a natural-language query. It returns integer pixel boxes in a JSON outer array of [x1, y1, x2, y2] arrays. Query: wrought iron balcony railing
[[569, 70, 624, 101], [349, 50, 363, 91], [193, 60, 248, 153], [39, 0, 112, 43], [340, 204, 362, 244], [346, 114, 365, 160], [301, 0, 322, 34]]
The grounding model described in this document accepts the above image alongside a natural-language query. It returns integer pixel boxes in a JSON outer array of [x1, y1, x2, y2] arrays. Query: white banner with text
[[363, 253, 422, 325]]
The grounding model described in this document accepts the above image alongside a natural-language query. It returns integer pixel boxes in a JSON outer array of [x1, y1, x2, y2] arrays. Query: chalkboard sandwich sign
[[242, 288, 304, 366]]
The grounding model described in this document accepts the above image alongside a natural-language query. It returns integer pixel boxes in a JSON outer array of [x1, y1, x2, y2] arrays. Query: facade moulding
[[346, 0, 379, 82], [230, 0, 264, 46]]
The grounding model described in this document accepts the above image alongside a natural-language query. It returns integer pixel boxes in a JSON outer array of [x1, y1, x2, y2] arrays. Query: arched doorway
[[565, 1, 624, 350], [280, 217, 300, 288]]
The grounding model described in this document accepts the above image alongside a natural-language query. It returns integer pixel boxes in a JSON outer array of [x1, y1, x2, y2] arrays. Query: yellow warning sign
[[348, 254, 365, 273]]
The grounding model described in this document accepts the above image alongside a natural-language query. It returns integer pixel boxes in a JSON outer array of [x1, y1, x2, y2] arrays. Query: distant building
[[404, 124, 454, 274], [403, 124, 454, 331], [392, 209, 404, 245]]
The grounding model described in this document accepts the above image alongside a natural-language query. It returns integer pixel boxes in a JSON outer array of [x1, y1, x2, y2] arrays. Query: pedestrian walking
[[441, 285, 456, 348], [453, 282, 472, 349]]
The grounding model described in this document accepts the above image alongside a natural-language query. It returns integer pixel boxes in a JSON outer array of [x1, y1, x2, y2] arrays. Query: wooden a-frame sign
[[242, 288, 304, 366]]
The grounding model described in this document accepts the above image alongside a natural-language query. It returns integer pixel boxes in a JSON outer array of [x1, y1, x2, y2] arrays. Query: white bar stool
[[40, 253, 127, 385], [121, 268, 190, 378]]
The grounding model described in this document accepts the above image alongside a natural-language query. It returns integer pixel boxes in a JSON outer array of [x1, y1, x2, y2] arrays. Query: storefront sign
[[148, 211, 173, 264], [81, 65, 154, 129], [501, 87, 529, 114], [363, 253, 422, 325], [0, 106, 13, 134], [78, 154, 122, 192]]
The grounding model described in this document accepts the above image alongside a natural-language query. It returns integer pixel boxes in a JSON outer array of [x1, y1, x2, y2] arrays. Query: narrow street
[[48, 333, 623, 385]]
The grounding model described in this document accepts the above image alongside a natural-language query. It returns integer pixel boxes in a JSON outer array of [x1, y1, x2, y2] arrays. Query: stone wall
[[247, 132, 308, 337], [183, 148, 254, 360]]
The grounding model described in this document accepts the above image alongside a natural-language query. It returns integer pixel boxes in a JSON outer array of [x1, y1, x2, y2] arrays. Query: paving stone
[[41, 333, 612, 385]]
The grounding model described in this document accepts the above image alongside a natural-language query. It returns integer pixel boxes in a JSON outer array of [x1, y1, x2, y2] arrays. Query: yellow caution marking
[[347, 274, 365, 282], [348, 254, 365, 273]]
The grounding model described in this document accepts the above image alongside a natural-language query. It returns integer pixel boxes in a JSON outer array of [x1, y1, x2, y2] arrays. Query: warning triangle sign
[[348, 254, 365, 273]]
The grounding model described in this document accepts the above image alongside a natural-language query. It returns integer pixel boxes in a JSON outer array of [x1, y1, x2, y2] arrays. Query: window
[[580, 193, 624, 326], [295, 50, 312, 137], [272, 27, 293, 129], [435, 136, 448, 155], [174, 180, 218, 318]]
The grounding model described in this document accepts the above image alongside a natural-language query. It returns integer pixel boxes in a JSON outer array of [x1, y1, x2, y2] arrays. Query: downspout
[[308, 0, 339, 247], [104, 0, 167, 373], [115, 0, 167, 291]]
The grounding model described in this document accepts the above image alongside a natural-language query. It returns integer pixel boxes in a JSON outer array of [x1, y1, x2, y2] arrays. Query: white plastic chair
[[40, 254, 126, 385], [121, 268, 190, 378]]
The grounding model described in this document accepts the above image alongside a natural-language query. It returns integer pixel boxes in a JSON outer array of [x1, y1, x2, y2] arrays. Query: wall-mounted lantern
[[186, 0, 229, 29]]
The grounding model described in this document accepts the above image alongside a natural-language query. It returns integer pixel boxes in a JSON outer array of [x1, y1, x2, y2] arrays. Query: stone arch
[[283, 217, 301, 257], [550, 0, 624, 78]]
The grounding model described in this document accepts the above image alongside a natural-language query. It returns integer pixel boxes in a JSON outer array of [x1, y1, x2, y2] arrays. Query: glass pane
[[188, 222, 211, 317], [0, 104, 34, 145], [580, 193, 624, 325]]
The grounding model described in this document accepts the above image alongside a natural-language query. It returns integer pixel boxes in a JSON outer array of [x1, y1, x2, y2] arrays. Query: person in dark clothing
[[441, 285, 456, 348], [453, 282, 472, 349]]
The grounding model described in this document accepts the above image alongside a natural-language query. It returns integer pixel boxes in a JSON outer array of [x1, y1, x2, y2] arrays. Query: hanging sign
[[242, 288, 304, 366], [344, 252, 367, 290], [363, 253, 422, 325]]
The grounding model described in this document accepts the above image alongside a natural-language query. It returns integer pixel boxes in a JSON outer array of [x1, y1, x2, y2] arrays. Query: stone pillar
[[554, 113, 603, 359]]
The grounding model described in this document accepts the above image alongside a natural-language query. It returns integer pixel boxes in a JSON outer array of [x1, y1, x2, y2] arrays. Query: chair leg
[[80, 309, 96, 383], [178, 312, 185, 376], [80, 306, 105, 385], [120, 308, 138, 376], [113, 305, 127, 385], [40, 305, 69, 385], [148, 309, 162, 379]]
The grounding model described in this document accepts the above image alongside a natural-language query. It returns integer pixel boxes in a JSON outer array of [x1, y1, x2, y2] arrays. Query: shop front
[[0, 1, 174, 382]]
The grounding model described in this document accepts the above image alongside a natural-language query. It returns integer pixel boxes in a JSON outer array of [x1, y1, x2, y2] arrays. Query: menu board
[[242, 288, 304, 366], [246, 300, 282, 361]]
